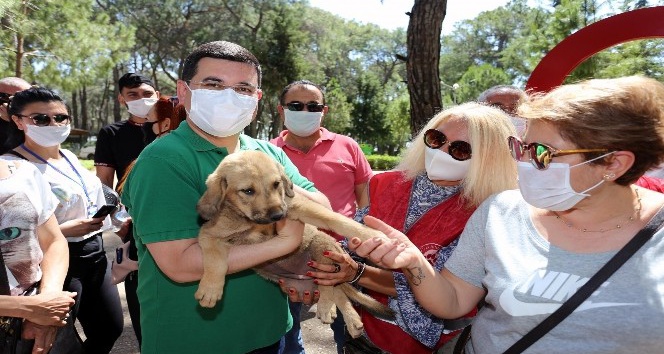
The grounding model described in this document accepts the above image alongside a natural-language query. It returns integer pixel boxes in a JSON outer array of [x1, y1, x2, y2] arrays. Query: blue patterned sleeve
[[389, 238, 459, 349]]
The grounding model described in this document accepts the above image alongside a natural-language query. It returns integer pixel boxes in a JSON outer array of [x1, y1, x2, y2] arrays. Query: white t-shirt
[[446, 189, 664, 354], [0, 161, 58, 295], [3, 149, 110, 242]]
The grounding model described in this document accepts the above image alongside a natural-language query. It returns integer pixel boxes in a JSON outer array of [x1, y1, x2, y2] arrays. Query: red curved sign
[[526, 6, 664, 93]]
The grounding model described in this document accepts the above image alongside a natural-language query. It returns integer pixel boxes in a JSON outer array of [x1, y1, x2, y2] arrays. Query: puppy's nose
[[269, 211, 284, 222]]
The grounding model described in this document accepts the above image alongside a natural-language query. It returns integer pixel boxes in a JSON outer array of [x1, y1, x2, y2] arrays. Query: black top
[[94, 120, 146, 186]]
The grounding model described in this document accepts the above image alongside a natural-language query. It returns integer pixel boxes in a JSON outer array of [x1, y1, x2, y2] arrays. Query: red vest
[[360, 171, 476, 353]]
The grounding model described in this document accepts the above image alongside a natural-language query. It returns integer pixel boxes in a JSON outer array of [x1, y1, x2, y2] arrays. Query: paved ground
[[97, 231, 337, 354]]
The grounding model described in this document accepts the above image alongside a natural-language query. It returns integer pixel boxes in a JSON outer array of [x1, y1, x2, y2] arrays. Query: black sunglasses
[[0, 93, 10, 105], [423, 129, 472, 161], [286, 101, 325, 113], [507, 136, 608, 170], [16, 113, 71, 127]]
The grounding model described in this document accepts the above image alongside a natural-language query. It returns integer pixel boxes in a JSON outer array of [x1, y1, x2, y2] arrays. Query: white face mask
[[424, 148, 471, 181], [186, 86, 258, 138], [126, 98, 157, 118], [25, 124, 71, 147], [517, 152, 613, 211], [284, 110, 322, 137]]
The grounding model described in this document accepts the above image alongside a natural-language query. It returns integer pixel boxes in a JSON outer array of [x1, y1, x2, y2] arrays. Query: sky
[[308, 0, 511, 34]]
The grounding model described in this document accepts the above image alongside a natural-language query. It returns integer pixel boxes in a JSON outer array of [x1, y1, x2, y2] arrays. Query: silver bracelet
[[348, 262, 366, 284]]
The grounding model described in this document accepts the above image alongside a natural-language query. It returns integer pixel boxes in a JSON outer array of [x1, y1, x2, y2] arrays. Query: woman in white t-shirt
[[0, 159, 75, 353], [3, 87, 123, 354], [350, 76, 664, 354]]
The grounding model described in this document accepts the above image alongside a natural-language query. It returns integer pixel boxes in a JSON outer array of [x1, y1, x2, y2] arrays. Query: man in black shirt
[[95, 73, 160, 188], [0, 77, 31, 155]]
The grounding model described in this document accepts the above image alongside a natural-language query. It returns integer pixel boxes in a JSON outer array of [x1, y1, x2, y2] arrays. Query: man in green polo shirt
[[121, 41, 330, 354]]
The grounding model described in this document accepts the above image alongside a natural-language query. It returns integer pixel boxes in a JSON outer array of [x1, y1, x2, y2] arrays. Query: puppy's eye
[[240, 188, 255, 195], [273, 181, 280, 189]]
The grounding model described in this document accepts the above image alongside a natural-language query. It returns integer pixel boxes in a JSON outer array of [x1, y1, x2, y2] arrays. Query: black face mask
[[141, 121, 158, 145]]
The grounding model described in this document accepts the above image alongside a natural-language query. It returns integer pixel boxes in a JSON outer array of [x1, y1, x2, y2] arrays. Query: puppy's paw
[[316, 301, 337, 324], [195, 283, 223, 308], [346, 319, 364, 338]]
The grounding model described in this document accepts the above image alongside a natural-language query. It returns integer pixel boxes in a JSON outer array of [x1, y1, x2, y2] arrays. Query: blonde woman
[[309, 103, 517, 353]]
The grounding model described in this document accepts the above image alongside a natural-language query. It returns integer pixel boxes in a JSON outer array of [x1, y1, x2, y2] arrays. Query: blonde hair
[[397, 102, 517, 207], [518, 76, 664, 185]]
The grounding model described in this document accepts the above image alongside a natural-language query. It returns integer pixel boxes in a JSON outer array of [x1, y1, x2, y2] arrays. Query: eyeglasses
[[189, 80, 257, 96], [423, 129, 472, 161], [16, 113, 71, 127], [0, 93, 10, 105], [508, 136, 608, 170], [286, 101, 325, 113]]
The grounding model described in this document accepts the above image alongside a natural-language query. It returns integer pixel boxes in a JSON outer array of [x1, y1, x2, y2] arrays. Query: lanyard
[[21, 144, 95, 211]]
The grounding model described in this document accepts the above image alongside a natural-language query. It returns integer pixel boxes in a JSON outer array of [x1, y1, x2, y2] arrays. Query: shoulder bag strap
[[503, 206, 664, 354]]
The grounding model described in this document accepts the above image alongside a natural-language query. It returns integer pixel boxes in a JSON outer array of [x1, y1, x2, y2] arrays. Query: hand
[[22, 321, 58, 354], [306, 250, 358, 286], [115, 218, 133, 241], [348, 216, 420, 270], [60, 218, 104, 237], [24, 291, 76, 326], [277, 279, 320, 305], [275, 218, 304, 254]]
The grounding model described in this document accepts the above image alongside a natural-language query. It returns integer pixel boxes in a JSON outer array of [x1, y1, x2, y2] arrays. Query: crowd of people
[[0, 39, 663, 354]]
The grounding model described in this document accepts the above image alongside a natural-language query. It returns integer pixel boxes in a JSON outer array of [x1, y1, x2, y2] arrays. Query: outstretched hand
[[348, 216, 422, 270]]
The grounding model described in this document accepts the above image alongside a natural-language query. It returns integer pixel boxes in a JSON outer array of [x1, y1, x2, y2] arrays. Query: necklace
[[552, 188, 642, 233]]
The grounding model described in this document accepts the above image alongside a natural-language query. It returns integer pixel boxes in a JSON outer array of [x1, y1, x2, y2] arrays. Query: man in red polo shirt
[[270, 80, 373, 354]]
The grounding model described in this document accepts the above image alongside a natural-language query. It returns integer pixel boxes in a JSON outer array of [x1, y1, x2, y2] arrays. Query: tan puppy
[[195, 150, 391, 338]]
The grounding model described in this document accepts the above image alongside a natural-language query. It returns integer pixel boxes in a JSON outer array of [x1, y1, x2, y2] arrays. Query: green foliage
[[366, 154, 399, 171]]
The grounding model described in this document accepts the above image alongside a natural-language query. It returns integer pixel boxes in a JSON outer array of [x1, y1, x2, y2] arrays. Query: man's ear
[[117, 93, 126, 106], [256, 89, 263, 100], [155, 90, 161, 98], [277, 105, 285, 122]]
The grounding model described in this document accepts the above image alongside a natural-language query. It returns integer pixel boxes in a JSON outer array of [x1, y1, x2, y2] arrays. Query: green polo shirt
[[122, 122, 316, 354]]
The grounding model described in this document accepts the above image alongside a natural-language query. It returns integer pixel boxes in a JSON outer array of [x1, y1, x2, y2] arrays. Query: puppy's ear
[[197, 168, 228, 220], [278, 163, 295, 198]]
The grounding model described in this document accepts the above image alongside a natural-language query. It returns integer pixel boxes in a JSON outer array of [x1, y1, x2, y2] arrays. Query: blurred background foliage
[[1, 0, 663, 155]]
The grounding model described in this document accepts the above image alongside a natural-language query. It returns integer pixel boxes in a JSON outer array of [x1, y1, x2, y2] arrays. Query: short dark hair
[[279, 80, 326, 105], [477, 85, 525, 103], [181, 41, 262, 87], [118, 73, 154, 91]]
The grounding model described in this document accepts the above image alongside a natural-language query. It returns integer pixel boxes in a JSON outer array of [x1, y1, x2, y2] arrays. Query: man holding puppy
[[122, 41, 328, 354]]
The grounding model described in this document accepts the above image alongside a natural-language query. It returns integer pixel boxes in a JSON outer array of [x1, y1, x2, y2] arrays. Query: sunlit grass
[[80, 159, 95, 171]]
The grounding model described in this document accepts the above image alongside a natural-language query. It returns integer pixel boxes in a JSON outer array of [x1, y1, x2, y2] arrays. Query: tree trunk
[[406, 0, 447, 135], [14, 33, 24, 78], [71, 91, 79, 128], [113, 65, 121, 122], [80, 86, 89, 131]]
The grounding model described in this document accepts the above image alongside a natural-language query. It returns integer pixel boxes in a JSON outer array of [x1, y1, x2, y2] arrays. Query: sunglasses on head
[[0, 93, 10, 105], [16, 113, 71, 127], [423, 129, 472, 161], [507, 136, 608, 170], [286, 101, 325, 113]]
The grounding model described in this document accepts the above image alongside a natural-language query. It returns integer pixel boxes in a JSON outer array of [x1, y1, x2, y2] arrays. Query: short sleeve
[[94, 126, 115, 167], [31, 165, 58, 225], [351, 141, 373, 185], [123, 154, 202, 243], [444, 203, 487, 288]]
